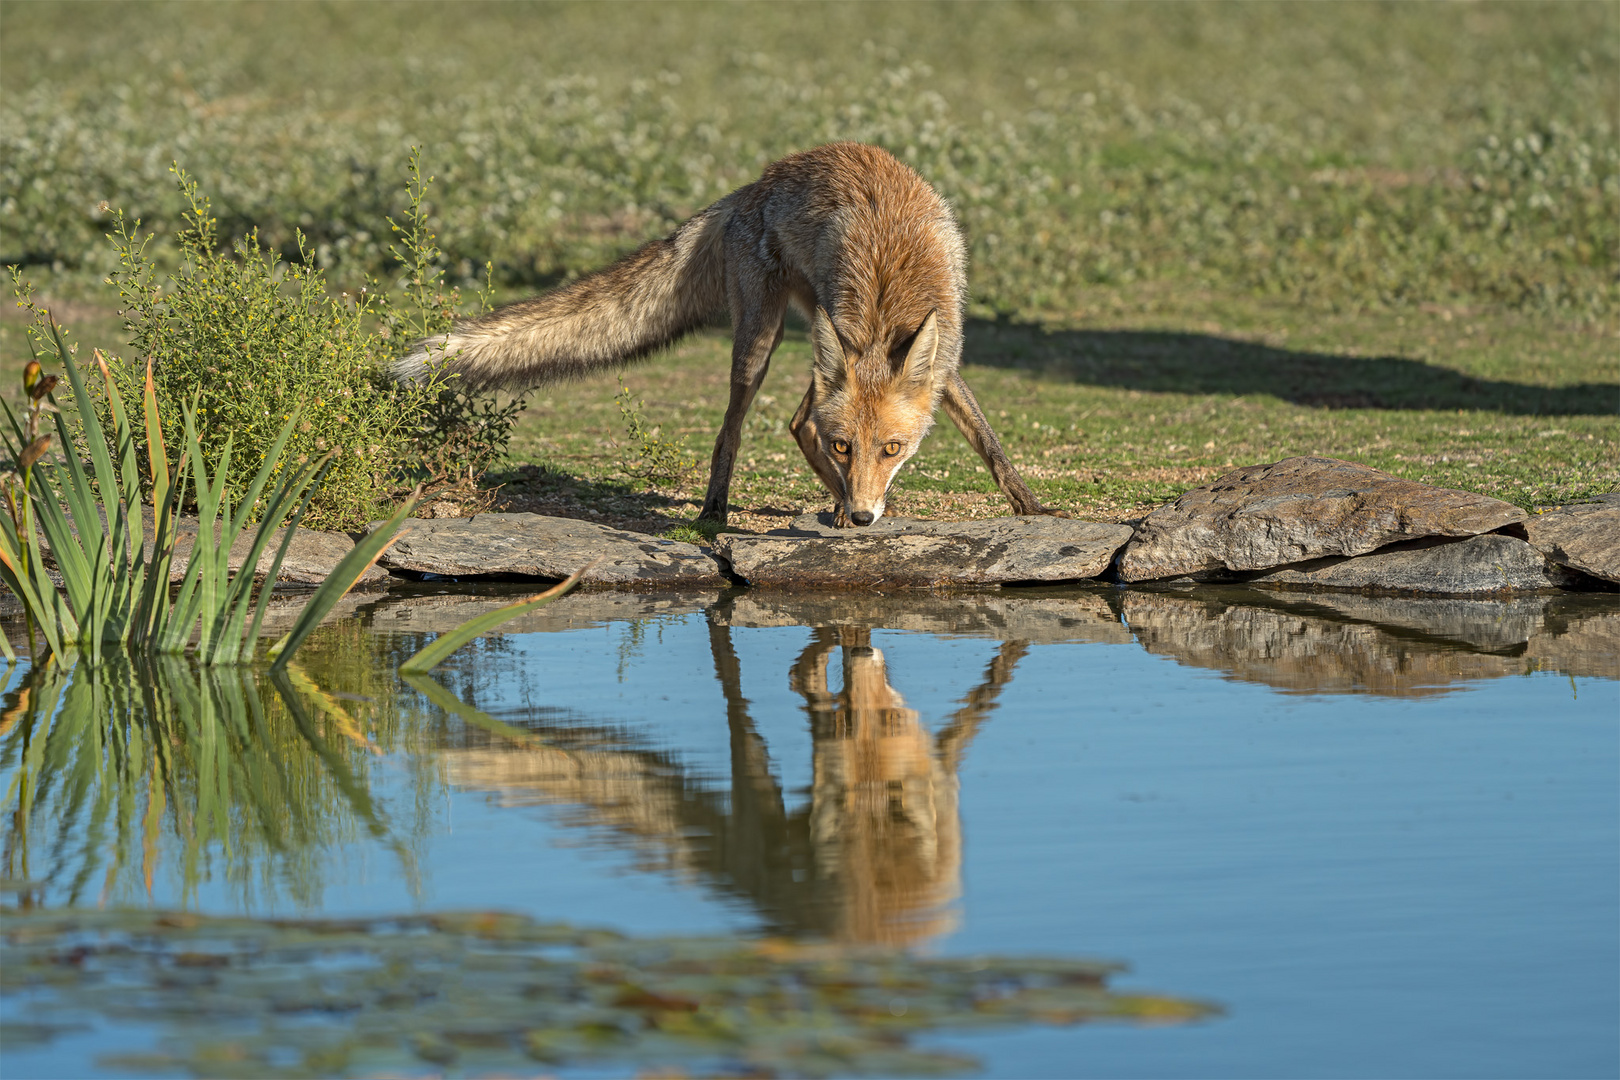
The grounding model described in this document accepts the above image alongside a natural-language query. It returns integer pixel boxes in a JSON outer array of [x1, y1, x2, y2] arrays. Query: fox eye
[[831, 439, 850, 455], [883, 441, 903, 457]]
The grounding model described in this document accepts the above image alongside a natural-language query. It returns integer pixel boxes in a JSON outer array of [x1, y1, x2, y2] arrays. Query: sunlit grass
[[3, 2, 1614, 527]]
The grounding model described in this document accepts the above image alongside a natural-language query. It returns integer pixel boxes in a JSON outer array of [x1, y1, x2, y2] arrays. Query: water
[[3, 584, 1616, 1078]]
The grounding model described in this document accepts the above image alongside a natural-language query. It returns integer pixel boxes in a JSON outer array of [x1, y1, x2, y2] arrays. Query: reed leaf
[[266, 496, 417, 671], [398, 672, 547, 748], [397, 565, 591, 674]]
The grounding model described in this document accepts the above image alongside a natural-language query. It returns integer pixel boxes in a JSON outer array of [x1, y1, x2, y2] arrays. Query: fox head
[[806, 306, 940, 526]]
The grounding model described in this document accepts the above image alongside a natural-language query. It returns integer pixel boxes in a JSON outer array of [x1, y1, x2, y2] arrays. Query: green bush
[[87, 155, 521, 531], [98, 166, 433, 531], [382, 154, 527, 502]]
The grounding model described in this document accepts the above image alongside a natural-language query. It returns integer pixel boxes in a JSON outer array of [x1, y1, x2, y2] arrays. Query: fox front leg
[[939, 371, 1068, 518], [789, 384, 856, 527], [698, 299, 787, 525]]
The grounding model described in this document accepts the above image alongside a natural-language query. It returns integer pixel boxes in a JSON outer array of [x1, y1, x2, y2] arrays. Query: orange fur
[[400, 143, 1060, 525]]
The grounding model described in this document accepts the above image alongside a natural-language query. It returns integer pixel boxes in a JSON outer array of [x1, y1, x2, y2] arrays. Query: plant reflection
[[0, 631, 428, 911]]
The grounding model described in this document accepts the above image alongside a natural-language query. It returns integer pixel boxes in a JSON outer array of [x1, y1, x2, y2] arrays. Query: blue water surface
[[3, 590, 1616, 1079]]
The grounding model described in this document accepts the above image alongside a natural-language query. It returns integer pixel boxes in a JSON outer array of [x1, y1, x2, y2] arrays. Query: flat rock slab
[[1117, 456, 1527, 582], [1522, 493, 1620, 584], [716, 513, 1134, 587], [37, 506, 384, 587], [373, 513, 728, 586], [1245, 533, 1554, 596]]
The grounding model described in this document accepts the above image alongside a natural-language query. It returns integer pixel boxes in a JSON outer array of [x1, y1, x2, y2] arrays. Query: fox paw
[[832, 507, 853, 528]]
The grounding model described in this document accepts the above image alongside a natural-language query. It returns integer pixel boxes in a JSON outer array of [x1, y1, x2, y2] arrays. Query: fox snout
[[827, 436, 912, 527]]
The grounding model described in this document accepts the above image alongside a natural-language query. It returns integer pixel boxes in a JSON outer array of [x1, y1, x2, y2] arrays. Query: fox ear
[[899, 310, 940, 387], [810, 306, 848, 389]]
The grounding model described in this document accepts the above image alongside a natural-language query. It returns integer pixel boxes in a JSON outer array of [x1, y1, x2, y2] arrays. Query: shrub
[[614, 378, 697, 486], [383, 153, 527, 503], [92, 154, 522, 530], [100, 165, 435, 531]]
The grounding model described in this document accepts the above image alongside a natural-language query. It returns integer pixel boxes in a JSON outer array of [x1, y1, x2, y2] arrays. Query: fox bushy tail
[[395, 201, 732, 390]]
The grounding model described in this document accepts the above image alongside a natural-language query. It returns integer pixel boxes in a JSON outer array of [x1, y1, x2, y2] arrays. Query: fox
[[398, 142, 1063, 527]]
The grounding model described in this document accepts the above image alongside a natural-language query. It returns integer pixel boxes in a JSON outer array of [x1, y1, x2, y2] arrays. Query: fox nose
[[849, 510, 875, 526]]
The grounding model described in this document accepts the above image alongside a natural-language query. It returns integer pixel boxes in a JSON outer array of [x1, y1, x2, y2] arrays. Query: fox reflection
[[793, 630, 973, 943], [443, 621, 1027, 946]]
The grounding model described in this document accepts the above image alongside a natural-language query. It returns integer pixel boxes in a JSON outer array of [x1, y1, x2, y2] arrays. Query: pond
[[3, 584, 1617, 1078]]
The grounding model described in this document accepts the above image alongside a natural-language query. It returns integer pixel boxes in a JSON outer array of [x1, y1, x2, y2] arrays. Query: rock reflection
[[1118, 587, 1619, 695]]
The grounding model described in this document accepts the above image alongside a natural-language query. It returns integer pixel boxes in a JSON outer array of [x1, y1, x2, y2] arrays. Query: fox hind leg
[[939, 371, 1068, 518]]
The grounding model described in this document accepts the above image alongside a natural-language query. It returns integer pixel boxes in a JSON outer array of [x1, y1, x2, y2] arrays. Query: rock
[[35, 505, 384, 587], [1245, 533, 1555, 596], [1522, 493, 1620, 584], [372, 513, 729, 586], [1116, 456, 1527, 582], [715, 513, 1134, 588], [226, 524, 388, 586]]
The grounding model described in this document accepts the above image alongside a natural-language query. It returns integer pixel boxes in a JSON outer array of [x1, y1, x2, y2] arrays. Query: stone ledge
[[715, 513, 1135, 588], [1244, 533, 1557, 597], [1521, 493, 1620, 584], [370, 513, 729, 587], [11, 457, 1614, 600], [1116, 456, 1527, 583]]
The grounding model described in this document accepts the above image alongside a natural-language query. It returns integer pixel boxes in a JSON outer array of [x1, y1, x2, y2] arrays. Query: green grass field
[[3, 1, 1615, 531]]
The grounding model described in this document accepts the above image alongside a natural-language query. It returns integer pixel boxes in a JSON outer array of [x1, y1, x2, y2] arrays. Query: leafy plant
[[0, 314, 407, 665], [384, 149, 528, 504], [99, 167, 440, 532], [615, 378, 697, 485]]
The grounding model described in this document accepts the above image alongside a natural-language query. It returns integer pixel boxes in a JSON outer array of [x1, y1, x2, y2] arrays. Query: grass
[[2, 2, 1615, 532], [490, 291, 1617, 533]]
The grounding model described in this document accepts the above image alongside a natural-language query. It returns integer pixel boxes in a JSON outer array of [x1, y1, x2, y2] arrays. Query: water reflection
[[1116, 586, 1619, 695], [0, 633, 432, 911], [442, 617, 1021, 945], [1, 585, 1614, 930], [727, 622, 1016, 944], [362, 584, 1616, 697]]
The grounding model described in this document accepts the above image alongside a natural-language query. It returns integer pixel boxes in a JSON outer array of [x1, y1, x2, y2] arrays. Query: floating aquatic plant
[[0, 907, 1217, 1078]]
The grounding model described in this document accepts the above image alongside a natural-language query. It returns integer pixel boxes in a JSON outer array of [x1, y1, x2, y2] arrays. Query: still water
[[3, 584, 1617, 1078]]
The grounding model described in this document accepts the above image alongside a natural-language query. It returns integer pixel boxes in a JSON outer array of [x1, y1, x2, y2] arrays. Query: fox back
[[397, 143, 1041, 527]]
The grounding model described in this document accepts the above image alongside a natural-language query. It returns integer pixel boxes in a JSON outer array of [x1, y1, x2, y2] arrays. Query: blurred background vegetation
[[5, 1, 1614, 318], [3, 1, 1615, 521]]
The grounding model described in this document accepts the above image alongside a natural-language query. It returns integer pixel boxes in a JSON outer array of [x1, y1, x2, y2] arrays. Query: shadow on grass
[[962, 319, 1619, 415], [481, 462, 712, 532]]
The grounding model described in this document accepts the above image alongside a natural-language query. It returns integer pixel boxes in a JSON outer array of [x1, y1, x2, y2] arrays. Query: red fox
[[399, 142, 1062, 526]]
